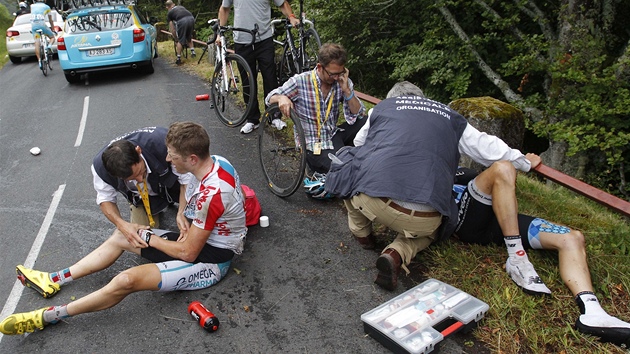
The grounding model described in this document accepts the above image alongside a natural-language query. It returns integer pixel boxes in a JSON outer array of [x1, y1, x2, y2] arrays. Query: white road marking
[[0, 184, 66, 343], [74, 96, 89, 147]]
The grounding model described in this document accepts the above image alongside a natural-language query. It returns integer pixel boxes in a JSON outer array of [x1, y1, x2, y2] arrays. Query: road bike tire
[[39, 40, 48, 76], [278, 43, 299, 86], [211, 53, 255, 127], [258, 104, 306, 197], [47, 47, 53, 70], [301, 28, 322, 72]]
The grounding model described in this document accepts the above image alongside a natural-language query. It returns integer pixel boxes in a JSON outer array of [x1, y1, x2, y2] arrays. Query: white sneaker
[[576, 314, 630, 346], [271, 118, 287, 130], [505, 257, 551, 295], [240, 122, 259, 134]]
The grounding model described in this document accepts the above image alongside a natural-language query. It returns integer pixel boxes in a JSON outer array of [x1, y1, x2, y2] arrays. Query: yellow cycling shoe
[[16, 265, 60, 298], [0, 308, 47, 335]]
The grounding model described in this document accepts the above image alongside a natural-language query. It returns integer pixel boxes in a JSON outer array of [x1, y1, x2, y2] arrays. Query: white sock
[[505, 235, 528, 262]]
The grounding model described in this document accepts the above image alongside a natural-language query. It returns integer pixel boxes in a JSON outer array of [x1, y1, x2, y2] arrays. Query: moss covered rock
[[449, 97, 525, 170]]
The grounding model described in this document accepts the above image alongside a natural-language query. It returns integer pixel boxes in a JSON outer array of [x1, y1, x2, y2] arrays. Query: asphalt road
[[0, 56, 487, 353]]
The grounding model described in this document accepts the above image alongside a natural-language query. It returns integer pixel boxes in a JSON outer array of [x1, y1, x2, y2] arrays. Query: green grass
[[159, 40, 630, 353], [407, 174, 630, 353]]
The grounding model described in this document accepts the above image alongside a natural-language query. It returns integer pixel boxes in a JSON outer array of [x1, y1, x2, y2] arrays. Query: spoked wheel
[[39, 41, 48, 76], [258, 104, 306, 197], [47, 48, 53, 70], [301, 28, 321, 71], [211, 53, 255, 127]]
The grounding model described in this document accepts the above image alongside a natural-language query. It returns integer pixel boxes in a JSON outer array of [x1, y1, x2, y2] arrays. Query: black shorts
[[175, 16, 194, 45], [140, 231, 234, 264], [454, 181, 536, 249]]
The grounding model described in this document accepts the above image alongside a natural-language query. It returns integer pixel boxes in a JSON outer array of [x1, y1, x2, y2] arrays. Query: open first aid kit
[[361, 278, 489, 353]]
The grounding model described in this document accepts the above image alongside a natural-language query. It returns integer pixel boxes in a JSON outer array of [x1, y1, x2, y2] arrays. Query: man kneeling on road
[[325, 81, 630, 346], [0, 122, 247, 335]]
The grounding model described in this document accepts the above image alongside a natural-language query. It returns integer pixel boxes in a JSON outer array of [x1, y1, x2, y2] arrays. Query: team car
[[57, 2, 157, 83], [5, 10, 64, 64]]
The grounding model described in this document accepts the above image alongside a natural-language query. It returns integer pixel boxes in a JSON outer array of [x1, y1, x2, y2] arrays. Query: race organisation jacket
[[93, 127, 180, 214], [325, 96, 468, 241]]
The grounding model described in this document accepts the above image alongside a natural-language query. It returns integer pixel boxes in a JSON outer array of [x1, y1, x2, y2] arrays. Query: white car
[[5, 10, 64, 64]]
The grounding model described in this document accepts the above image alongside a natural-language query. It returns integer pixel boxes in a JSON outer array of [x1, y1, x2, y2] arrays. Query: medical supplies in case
[[361, 278, 489, 354]]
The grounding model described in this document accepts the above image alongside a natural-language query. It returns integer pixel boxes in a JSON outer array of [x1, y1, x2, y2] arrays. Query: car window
[[135, 10, 149, 25], [13, 11, 62, 26], [13, 14, 32, 26], [65, 11, 133, 34]]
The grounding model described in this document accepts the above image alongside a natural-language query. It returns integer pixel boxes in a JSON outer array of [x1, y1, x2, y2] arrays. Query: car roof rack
[[60, 0, 135, 11]]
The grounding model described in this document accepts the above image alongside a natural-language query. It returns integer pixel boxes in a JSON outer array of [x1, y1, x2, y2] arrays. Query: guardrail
[[160, 30, 208, 47], [353, 93, 630, 218]]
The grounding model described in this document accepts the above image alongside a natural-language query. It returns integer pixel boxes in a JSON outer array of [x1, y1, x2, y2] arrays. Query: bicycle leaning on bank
[[35, 28, 54, 76], [271, 3, 321, 86], [207, 19, 258, 127]]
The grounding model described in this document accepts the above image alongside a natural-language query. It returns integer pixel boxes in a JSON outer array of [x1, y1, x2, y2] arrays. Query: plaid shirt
[[266, 70, 365, 151]]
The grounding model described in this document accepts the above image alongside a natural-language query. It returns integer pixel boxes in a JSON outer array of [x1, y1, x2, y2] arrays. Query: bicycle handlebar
[[207, 19, 258, 47], [270, 18, 314, 35]]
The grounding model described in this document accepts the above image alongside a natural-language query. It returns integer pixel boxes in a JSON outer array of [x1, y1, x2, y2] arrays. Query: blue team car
[[57, 2, 157, 83]]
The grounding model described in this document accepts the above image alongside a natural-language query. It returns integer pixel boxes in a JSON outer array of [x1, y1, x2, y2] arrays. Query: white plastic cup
[[259, 216, 269, 227]]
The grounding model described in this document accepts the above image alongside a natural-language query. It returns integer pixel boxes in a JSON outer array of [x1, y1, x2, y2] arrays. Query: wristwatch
[[140, 229, 154, 245]]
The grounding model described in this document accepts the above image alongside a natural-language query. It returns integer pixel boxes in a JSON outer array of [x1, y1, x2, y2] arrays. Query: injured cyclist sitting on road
[[0, 122, 247, 336], [323, 81, 630, 347]]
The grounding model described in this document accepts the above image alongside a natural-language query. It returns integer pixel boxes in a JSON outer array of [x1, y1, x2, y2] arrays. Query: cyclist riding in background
[[15, 2, 30, 17], [30, 0, 56, 69]]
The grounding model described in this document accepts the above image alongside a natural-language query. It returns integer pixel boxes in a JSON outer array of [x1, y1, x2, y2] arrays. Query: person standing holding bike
[[30, 0, 55, 70], [166, 0, 196, 65], [217, 0, 301, 134]]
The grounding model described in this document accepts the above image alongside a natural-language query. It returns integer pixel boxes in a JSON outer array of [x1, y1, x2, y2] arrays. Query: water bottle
[[188, 301, 220, 332]]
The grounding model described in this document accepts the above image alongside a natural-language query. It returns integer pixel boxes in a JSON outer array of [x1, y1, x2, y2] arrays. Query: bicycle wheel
[[39, 40, 48, 76], [47, 46, 53, 70], [278, 43, 299, 86], [211, 53, 255, 127], [258, 104, 306, 197], [301, 28, 321, 72]]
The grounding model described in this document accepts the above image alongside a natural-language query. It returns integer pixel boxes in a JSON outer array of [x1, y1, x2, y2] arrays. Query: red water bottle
[[188, 301, 220, 332], [196, 94, 210, 101]]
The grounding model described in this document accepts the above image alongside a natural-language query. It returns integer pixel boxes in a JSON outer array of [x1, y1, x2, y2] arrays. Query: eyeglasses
[[322, 66, 345, 78]]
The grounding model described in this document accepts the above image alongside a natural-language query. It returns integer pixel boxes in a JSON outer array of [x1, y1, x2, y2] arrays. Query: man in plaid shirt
[[266, 43, 366, 198]]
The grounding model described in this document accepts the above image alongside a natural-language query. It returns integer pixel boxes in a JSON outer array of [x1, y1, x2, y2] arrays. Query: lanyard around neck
[[311, 70, 334, 141], [138, 176, 155, 228]]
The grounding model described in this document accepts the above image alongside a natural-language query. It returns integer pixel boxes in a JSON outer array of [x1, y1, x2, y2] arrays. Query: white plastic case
[[361, 278, 489, 354]]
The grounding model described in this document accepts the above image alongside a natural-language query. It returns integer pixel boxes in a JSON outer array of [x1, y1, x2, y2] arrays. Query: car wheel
[[9, 55, 21, 64], [144, 58, 155, 74], [153, 43, 158, 59], [65, 73, 81, 84]]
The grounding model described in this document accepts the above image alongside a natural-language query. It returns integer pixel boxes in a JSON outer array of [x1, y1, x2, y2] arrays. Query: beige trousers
[[343, 193, 442, 267], [129, 204, 160, 228]]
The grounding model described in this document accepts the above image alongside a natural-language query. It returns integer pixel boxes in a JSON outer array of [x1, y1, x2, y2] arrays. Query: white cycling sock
[[505, 235, 528, 262], [43, 305, 69, 324], [577, 291, 607, 316]]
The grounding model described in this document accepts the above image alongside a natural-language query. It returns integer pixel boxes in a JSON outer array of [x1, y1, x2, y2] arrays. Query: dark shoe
[[575, 314, 630, 346], [176, 57, 182, 65], [375, 249, 402, 291], [354, 234, 376, 250]]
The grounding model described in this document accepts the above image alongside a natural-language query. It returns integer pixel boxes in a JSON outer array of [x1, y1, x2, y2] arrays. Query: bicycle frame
[[271, 18, 316, 73]]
